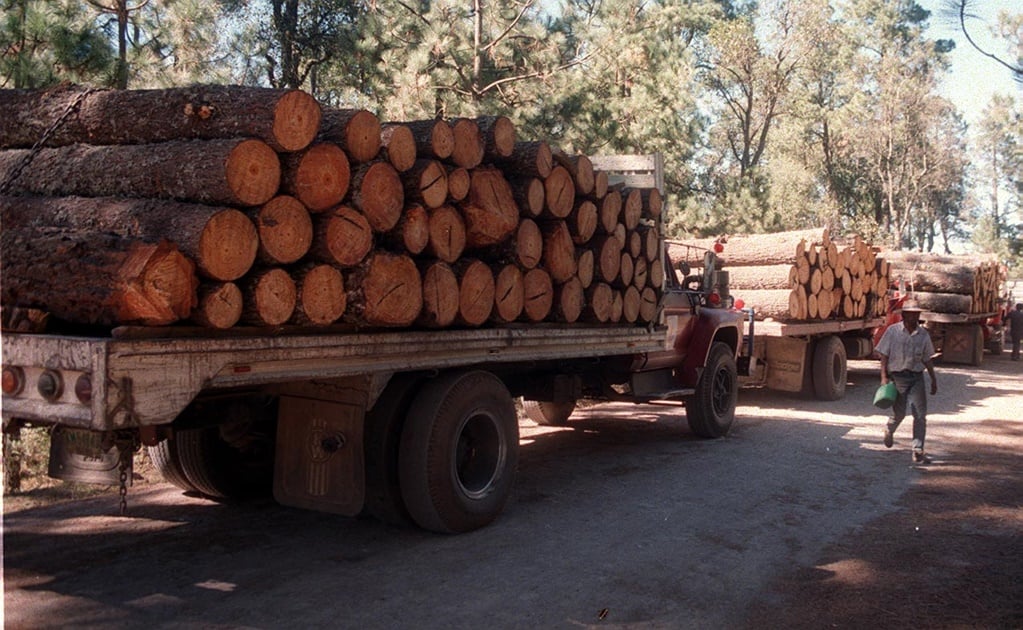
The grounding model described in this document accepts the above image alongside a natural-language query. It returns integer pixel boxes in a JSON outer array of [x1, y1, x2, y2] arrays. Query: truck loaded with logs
[[876, 251, 1007, 366], [0, 86, 744, 533], [669, 228, 890, 401]]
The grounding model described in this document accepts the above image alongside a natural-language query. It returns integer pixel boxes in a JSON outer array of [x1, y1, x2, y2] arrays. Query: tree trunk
[[240, 268, 296, 327], [641, 188, 663, 219], [380, 124, 417, 172], [633, 256, 648, 291], [0, 194, 258, 282], [592, 170, 609, 200], [418, 260, 459, 328], [495, 141, 552, 178], [668, 228, 827, 267], [425, 205, 467, 264], [349, 161, 404, 232], [460, 167, 520, 248], [0, 85, 321, 152], [0, 138, 281, 207], [2, 227, 197, 326], [521, 268, 553, 322], [345, 252, 422, 327], [279, 142, 350, 212], [403, 159, 448, 208], [550, 276, 584, 324], [191, 282, 243, 329], [249, 195, 313, 266], [291, 263, 346, 326], [453, 259, 495, 327], [449, 118, 485, 169], [309, 206, 373, 267], [402, 119, 454, 160], [318, 108, 381, 163]]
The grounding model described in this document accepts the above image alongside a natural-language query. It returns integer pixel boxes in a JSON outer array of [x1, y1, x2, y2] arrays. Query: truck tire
[[812, 336, 847, 401], [685, 342, 737, 438], [399, 370, 519, 533], [146, 438, 196, 493], [362, 374, 423, 526], [522, 399, 575, 426], [175, 397, 277, 500]]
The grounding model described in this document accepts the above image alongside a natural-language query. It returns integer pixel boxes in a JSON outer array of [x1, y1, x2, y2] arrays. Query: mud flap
[[273, 395, 366, 516], [48, 426, 126, 485]]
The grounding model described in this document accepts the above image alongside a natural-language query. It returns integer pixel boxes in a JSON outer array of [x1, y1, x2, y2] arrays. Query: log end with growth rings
[[225, 139, 282, 207], [273, 90, 323, 152]]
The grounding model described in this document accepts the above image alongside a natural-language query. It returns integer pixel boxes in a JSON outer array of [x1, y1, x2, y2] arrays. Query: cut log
[[1, 227, 197, 326], [403, 119, 454, 160], [496, 141, 552, 178], [610, 290, 624, 323], [449, 118, 485, 169], [583, 282, 613, 323], [380, 124, 417, 172], [521, 268, 553, 322], [553, 151, 594, 196], [599, 190, 622, 234], [576, 248, 595, 289], [0, 85, 321, 152], [319, 109, 381, 163], [280, 142, 350, 212], [618, 252, 635, 289], [476, 116, 516, 160], [446, 167, 471, 201], [250, 195, 313, 265], [0, 195, 257, 282], [345, 252, 422, 327], [426, 205, 467, 264], [639, 287, 658, 323], [384, 203, 430, 255], [460, 167, 520, 248], [349, 161, 404, 232], [886, 260, 977, 296], [191, 282, 243, 329], [543, 166, 576, 219], [510, 177, 545, 218], [621, 188, 642, 230], [648, 254, 665, 290], [592, 170, 609, 199], [627, 230, 643, 260], [417, 260, 460, 328], [725, 263, 797, 290], [542, 221, 578, 284], [909, 291, 973, 314], [551, 276, 584, 323], [309, 205, 373, 267], [0, 138, 280, 207], [641, 188, 663, 218], [240, 268, 296, 327], [404, 159, 448, 208], [592, 235, 623, 284], [491, 264, 524, 324], [633, 256, 648, 290], [622, 286, 641, 323], [454, 259, 495, 327], [568, 200, 598, 245], [291, 263, 346, 326], [486, 218, 542, 270], [667, 228, 827, 268], [731, 288, 797, 321]]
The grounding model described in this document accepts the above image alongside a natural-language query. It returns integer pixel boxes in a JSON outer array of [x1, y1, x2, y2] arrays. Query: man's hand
[[930, 379, 938, 395]]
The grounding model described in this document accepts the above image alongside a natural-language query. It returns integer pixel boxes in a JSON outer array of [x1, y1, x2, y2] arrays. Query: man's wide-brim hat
[[900, 299, 924, 312]]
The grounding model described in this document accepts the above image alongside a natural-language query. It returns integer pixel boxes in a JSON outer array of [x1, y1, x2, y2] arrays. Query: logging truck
[[1, 151, 745, 534]]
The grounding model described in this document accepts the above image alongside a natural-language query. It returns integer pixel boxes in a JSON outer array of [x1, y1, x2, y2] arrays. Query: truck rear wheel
[[146, 437, 196, 493], [362, 374, 422, 526], [685, 342, 737, 438], [175, 397, 278, 500], [522, 399, 576, 426], [399, 370, 519, 533], [812, 336, 847, 401]]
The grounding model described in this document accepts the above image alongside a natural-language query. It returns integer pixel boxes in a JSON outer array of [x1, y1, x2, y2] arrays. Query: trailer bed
[[752, 318, 883, 337]]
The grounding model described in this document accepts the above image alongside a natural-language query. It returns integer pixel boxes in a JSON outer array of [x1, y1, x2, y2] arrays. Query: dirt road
[[4, 354, 1021, 629]]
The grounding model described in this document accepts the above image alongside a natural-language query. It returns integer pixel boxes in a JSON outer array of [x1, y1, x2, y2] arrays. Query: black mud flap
[[48, 426, 127, 485]]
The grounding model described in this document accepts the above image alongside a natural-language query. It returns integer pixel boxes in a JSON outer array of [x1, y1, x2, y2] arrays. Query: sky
[[918, 0, 1022, 126]]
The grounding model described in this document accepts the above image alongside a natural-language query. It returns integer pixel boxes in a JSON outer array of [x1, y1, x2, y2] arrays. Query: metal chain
[[0, 88, 95, 195], [118, 444, 131, 516]]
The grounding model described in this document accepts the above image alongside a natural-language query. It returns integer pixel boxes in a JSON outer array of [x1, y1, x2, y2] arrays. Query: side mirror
[[677, 260, 691, 276]]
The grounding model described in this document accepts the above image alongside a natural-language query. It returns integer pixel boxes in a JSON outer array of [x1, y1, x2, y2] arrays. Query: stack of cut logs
[[882, 251, 1006, 315], [0, 85, 664, 330], [667, 228, 890, 321]]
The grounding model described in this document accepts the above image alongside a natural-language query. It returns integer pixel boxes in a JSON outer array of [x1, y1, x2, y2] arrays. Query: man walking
[[1007, 303, 1023, 361], [876, 300, 938, 464]]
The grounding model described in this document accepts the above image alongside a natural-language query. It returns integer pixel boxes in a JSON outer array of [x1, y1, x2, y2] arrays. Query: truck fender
[[677, 311, 741, 388]]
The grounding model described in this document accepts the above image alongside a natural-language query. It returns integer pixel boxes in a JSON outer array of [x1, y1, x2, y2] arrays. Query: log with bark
[[403, 119, 454, 160], [491, 264, 524, 324], [0, 195, 258, 282], [551, 277, 584, 323], [379, 124, 417, 172], [418, 260, 460, 328], [383, 204, 430, 255], [476, 116, 516, 160], [543, 166, 576, 219], [542, 220, 578, 284], [345, 252, 422, 327], [453, 259, 495, 327], [319, 109, 381, 163], [0, 85, 322, 152], [521, 268, 554, 322], [2, 227, 198, 326], [496, 141, 553, 179], [309, 205, 373, 268], [425, 205, 467, 264], [279, 142, 350, 212], [291, 263, 346, 326], [583, 282, 613, 323], [190, 282, 243, 329], [553, 150, 595, 196], [449, 118, 485, 169], [250, 195, 313, 265], [0, 138, 281, 207], [446, 167, 471, 201], [240, 267, 296, 326], [403, 159, 448, 208], [510, 177, 545, 218], [460, 167, 520, 248], [348, 161, 404, 232]]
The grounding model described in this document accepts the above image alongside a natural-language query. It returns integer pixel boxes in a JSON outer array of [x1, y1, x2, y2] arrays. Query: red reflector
[[713, 242, 724, 253], [75, 374, 92, 403], [708, 293, 721, 305], [735, 299, 745, 309], [2, 367, 24, 395]]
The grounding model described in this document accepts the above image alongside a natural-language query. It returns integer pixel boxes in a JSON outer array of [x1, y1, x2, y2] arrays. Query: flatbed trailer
[[740, 316, 884, 400]]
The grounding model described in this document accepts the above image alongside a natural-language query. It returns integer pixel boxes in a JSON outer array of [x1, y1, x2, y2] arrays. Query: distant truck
[[874, 293, 999, 367], [2, 153, 745, 534]]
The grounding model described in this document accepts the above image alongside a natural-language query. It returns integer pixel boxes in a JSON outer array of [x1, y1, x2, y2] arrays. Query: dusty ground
[[3, 352, 1021, 629]]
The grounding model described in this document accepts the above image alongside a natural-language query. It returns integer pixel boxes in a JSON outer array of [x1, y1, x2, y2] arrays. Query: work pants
[[888, 370, 927, 452]]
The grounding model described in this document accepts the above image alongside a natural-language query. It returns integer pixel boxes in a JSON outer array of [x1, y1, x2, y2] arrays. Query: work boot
[[912, 451, 931, 465], [883, 427, 893, 448]]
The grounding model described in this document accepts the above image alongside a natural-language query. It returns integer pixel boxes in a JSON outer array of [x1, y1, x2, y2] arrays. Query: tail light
[[37, 370, 64, 401], [74, 374, 93, 403], [708, 292, 722, 306], [2, 366, 24, 395]]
